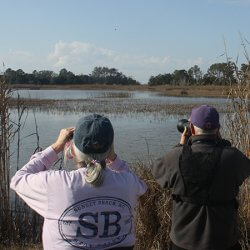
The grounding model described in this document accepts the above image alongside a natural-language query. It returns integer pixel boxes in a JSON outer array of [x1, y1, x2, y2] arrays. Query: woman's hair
[[64, 140, 112, 187]]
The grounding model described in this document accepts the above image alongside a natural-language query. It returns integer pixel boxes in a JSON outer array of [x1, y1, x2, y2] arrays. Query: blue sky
[[0, 0, 249, 83]]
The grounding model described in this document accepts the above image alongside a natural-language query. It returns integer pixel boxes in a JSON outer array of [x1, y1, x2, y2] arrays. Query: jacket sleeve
[[10, 146, 58, 217], [151, 146, 182, 189], [151, 156, 170, 188]]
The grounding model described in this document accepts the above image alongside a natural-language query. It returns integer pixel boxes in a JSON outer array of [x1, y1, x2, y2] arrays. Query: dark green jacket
[[152, 135, 250, 250]]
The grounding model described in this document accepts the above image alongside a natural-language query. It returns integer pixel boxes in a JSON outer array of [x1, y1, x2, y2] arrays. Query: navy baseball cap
[[190, 105, 220, 130], [73, 114, 114, 154]]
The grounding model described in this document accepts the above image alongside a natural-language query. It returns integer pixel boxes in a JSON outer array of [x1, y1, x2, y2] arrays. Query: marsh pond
[[10, 89, 228, 172]]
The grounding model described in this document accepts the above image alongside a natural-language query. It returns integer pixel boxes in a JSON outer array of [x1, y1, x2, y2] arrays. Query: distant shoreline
[[11, 84, 231, 98]]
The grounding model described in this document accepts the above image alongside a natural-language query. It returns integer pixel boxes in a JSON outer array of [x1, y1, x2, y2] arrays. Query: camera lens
[[177, 119, 189, 133]]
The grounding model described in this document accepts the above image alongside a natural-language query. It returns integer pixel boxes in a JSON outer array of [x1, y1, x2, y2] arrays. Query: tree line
[[148, 62, 250, 86], [4, 67, 140, 86], [3, 62, 250, 86]]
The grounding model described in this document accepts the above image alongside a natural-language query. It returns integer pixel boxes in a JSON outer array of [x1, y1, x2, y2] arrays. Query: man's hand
[[180, 127, 189, 145], [51, 127, 75, 154]]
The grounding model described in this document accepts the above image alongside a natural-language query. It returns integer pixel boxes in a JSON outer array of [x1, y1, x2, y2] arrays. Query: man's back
[[152, 135, 250, 250]]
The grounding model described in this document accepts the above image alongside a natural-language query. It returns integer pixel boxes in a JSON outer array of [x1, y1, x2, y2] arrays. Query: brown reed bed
[[93, 91, 134, 99], [12, 83, 232, 98], [9, 97, 232, 117], [132, 162, 172, 250], [224, 61, 250, 249], [0, 244, 42, 250], [0, 71, 12, 245], [0, 76, 44, 248]]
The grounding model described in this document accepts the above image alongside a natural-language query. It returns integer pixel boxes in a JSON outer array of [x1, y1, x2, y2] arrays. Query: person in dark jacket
[[152, 105, 250, 250]]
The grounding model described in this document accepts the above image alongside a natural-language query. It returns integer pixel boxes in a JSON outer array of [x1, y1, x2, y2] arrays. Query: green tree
[[91, 66, 139, 85], [54, 68, 76, 84], [206, 62, 235, 85], [148, 74, 173, 85], [240, 63, 250, 79], [5, 68, 17, 84], [188, 65, 203, 84], [172, 69, 190, 85]]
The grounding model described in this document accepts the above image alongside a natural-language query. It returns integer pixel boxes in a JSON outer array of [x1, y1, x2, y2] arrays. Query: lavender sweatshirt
[[10, 146, 147, 250]]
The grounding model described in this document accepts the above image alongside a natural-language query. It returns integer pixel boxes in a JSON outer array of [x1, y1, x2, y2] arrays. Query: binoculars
[[177, 119, 190, 134]]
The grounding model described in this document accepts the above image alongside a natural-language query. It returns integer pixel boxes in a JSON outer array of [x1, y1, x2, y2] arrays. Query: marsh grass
[[0, 71, 13, 244], [0, 74, 43, 247], [9, 98, 225, 118], [0, 244, 42, 250], [93, 91, 134, 99], [133, 162, 172, 250], [224, 58, 250, 249]]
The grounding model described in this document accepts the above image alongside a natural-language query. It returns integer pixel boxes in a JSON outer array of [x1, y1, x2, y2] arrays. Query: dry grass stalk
[[133, 162, 172, 250], [0, 73, 13, 243], [0, 74, 44, 247], [225, 60, 250, 249]]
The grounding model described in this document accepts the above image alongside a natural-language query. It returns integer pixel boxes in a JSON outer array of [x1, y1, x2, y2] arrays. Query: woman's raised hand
[[52, 127, 75, 154]]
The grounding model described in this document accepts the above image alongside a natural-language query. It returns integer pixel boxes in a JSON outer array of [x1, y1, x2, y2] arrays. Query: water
[[13, 89, 228, 104], [10, 89, 228, 172], [10, 111, 180, 171]]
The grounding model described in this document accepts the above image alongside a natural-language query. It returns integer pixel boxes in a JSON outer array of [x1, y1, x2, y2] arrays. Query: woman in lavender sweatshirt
[[10, 114, 147, 250]]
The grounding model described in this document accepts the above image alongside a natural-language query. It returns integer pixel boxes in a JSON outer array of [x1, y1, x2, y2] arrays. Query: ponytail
[[64, 142, 110, 187], [85, 160, 106, 186]]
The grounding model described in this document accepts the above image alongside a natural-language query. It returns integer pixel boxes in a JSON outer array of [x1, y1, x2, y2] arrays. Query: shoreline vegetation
[[12, 83, 232, 98], [9, 84, 249, 115]]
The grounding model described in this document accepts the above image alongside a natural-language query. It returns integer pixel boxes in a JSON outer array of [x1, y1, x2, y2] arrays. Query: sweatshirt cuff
[[43, 146, 59, 169]]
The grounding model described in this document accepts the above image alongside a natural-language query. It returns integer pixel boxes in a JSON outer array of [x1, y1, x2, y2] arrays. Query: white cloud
[[0, 42, 204, 83], [48, 40, 203, 82], [48, 41, 116, 67]]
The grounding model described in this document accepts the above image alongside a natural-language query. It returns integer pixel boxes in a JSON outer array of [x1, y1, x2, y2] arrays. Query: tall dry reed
[[224, 59, 250, 249], [133, 162, 172, 250], [0, 73, 43, 248], [0, 72, 13, 244]]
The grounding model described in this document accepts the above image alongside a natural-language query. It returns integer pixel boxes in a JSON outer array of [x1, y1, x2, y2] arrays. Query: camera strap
[[175, 139, 238, 208]]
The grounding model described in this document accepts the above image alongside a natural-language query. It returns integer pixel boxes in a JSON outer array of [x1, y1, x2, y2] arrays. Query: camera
[[177, 119, 191, 135], [68, 132, 74, 141]]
